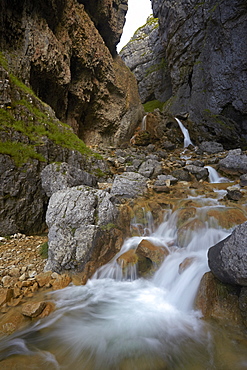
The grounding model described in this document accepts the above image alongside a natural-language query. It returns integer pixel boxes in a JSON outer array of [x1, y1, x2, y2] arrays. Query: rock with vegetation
[[1, 0, 143, 147], [208, 221, 247, 286], [45, 185, 120, 274], [151, 0, 247, 149], [120, 16, 171, 105]]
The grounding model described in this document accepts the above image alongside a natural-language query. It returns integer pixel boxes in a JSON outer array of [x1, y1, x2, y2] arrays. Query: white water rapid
[[175, 117, 193, 148], [0, 201, 247, 369], [205, 165, 230, 183]]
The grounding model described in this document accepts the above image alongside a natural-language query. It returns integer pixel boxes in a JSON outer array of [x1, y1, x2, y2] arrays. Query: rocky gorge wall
[[122, 0, 247, 149], [0, 0, 145, 235], [1, 0, 143, 147]]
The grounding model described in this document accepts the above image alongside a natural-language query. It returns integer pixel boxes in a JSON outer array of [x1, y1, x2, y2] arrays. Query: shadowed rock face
[[1, 0, 143, 147], [79, 0, 128, 56], [150, 0, 247, 148]]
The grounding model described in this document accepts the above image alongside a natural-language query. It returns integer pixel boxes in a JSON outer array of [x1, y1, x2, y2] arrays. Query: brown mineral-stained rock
[[0, 311, 27, 335], [206, 207, 247, 229], [136, 239, 169, 269], [195, 272, 244, 328], [22, 301, 47, 318], [0, 288, 14, 307], [117, 249, 138, 268], [179, 257, 197, 274], [35, 271, 53, 287], [52, 274, 72, 290]]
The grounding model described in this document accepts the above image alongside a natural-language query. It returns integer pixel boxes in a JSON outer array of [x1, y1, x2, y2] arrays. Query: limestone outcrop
[[120, 16, 171, 104]]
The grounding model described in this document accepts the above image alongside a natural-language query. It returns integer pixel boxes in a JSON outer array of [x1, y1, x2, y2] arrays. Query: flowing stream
[[1, 194, 247, 369]]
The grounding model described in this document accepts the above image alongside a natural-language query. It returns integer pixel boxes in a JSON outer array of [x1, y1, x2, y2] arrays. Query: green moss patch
[[143, 100, 165, 112], [0, 52, 101, 166]]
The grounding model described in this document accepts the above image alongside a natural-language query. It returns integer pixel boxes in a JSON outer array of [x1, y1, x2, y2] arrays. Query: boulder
[[184, 165, 209, 181], [110, 172, 147, 199], [219, 151, 247, 175], [208, 221, 247, 286], [138, 159, 162, 178], [45, 185, 119, 274], [199, 141, 224, 154], [41, 162, 98, 197]]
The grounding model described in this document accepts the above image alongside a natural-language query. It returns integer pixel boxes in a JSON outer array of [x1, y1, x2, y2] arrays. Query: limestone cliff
[[120, 16, 171, 104], [151, 0, 247, 149], [0, 0, 144, 235], [1, 0, 143, 147]]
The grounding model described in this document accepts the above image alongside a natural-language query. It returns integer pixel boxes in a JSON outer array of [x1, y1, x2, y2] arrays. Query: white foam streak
[[175, 117, 194, 148]]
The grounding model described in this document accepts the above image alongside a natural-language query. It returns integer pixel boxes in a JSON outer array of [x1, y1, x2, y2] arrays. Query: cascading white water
[[205, 165, 230, 183], [141, 115, 147, 131], [175, 117, 194, 148], [2, 197, 245, 369]]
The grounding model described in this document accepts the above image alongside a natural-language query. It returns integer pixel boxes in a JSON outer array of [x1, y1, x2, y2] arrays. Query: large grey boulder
[[110, 172, 147, 199], [41, 162, 98, 197], [45, 186, 118, 273], [218, 150, 247, 175], [208, 221, 247, 286]]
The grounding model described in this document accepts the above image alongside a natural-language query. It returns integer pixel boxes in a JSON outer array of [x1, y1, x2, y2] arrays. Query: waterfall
[[175, 117, 194, 148], [1, 198, 245, 369], [141, 115, 147, 131], [205, 165, 230, 183]]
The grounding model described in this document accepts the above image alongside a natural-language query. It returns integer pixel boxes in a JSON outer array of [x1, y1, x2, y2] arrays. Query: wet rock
[[240, 174, 247, 187], [199, 141, 224, 154], [239, 287, 247, 326], [195, 272, 243, 326], [111, 172, 147, 199], [0, 288, 13, 306], [208, 221, 247, 286], [0, 311, 27, 336], [41, 162, 98, 197], [22, 301, 46, 317], [184, 165, 208, 181], [117, 249, 138, 268], [179, 257, 197, 274], [219, 150, 247, 175], [35, 271, 53, 287], [206, 207, 247, 230], [136, 239, 169, 268], [177, 219, 205, 248], [226, 186, 243, 201], [52, 274, 72, 290]]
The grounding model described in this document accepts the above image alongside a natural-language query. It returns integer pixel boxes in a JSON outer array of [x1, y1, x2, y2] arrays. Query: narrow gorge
[[0, 0, 247, 369]]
